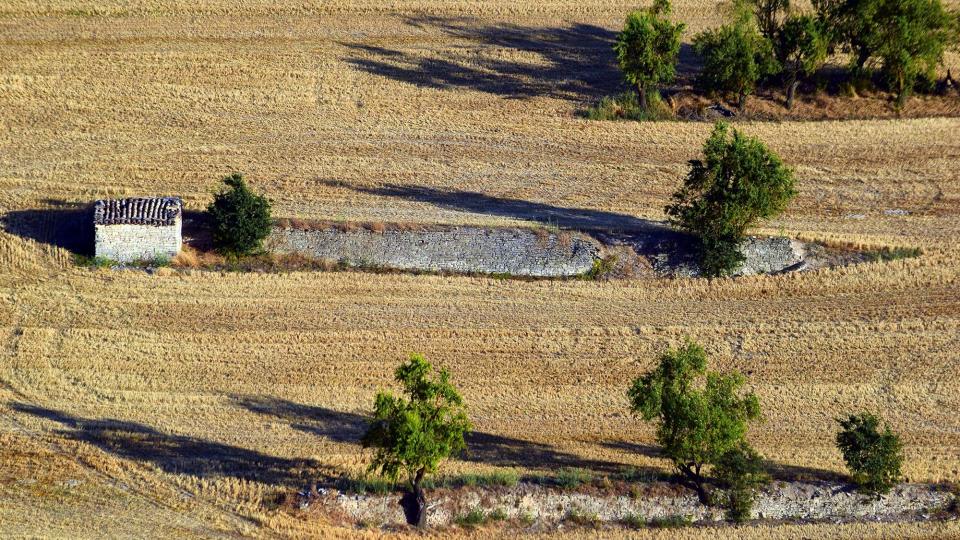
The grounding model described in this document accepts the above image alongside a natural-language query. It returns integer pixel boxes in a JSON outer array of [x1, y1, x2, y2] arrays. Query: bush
[[454, 508, 487, 527], [714, 441, 770, 522], [864, 246, 922, 262], [565, 507, 601, 527], [361, 354, 471, 527], [613, 0, 685, 112], [627, 339, 761, 502], [555, 467, 593, 489], [583, 92, 672, 121], [836, 413, 904, 494], [665, 122, 796, 277], [207, 173, 272, 256], [693, 14, 779, 109]]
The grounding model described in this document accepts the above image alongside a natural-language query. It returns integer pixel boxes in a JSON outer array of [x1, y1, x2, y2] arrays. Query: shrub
[[556, 467, 593, 489], [648, 515, 693, 528], [620, 512, 646, 528], [836, 413, 904, 494], [627, 339, 761, 503], [207, 172, 272, 256], [693, 14, 779, 109], [864, 246, 922, 262], [714, 441, 770, 522], [777, 15, 829, 109], [665, 122, 796, 277], [585, 255, 618, 279], [565, 507, 601, 527], [454, 508, 487, 527], [361, 354, 471, 527], [583, 92, 673, 121], [613, 0, 685, 112]]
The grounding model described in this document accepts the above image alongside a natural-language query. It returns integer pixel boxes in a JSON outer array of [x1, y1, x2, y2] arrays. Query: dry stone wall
[[94, 220, 182, 263], [267, 226, 601, 277]]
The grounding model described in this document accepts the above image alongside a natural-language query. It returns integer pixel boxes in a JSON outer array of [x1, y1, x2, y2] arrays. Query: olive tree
[[777, 15, 828, 108], [627, 339, 762, 504], [746, 0, 792, 40], [693, 15, 779, 109], [207, 173, 272, 256], [665, 122, 796, 277], [362, 354, 470, 527], [613, 0, 686, 111], [836, 413, 904, 494], [872, 0, 957, 107]]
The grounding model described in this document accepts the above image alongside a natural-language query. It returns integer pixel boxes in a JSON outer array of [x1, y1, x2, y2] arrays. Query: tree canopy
[[207, 173, 272, 256], [627, 339, 762, 502], [836, 412, 904, 494], [362, 354, 470, 527], [665, 122, 796, 277], [613, 0, 686, 111], [693, 14, 779, 109]]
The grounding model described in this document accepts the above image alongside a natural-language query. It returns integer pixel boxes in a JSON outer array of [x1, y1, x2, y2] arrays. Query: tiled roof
[[93, 197, 182, 226]]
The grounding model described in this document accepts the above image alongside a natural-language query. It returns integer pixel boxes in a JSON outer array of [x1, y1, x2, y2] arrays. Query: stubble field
[[1, 1, 959, 538]]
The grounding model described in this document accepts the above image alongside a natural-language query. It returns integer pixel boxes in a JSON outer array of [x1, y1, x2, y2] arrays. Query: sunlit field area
[[1, 1, 959, 537]]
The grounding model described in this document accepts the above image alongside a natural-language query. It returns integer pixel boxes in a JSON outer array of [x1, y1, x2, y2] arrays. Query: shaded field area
[[1, 0, 959, 538]]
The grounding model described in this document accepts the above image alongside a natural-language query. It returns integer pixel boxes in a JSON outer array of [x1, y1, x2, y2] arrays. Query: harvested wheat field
[[1, 0, 960, 538]]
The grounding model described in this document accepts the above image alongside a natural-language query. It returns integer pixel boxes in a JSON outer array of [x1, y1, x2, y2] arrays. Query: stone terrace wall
[[267, 226, 601, 277], [95, 220, 182, 263]]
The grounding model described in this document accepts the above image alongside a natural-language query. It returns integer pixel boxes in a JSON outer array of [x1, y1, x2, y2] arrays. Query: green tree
[[714, 441, 770, 522], [362, 354, 471, 527], [836, 413, 904, 494], [207, 173, 272, 256], [693, 15, 779, 109], [613, 0, 686, 111], [665, 122, 796, 277], [777, 15, 828, 108], [746, 0, 792, 40], [820, 0, 957, 96], [627, 340, 761, 502], [872, 0, 957, 107]]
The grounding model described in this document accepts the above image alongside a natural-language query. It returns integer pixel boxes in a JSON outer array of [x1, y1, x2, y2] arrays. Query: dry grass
[[1, 1, 960, 538]]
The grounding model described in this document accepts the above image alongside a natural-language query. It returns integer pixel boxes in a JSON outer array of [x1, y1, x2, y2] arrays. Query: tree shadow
[[232, 395, 642, 475], [2, 201, 94, 256], [12, 403, 335, 488], [343, 16, 623, 101], [322, 180, 699, 268]]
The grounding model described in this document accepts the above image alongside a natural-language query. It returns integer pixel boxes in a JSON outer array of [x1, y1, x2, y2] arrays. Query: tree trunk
[[400, 469, 428, 528], [786, 76, 799, 110], [678, 463, 711, 505], [737, 90, 747, 112], [637, 83, 648, 111]]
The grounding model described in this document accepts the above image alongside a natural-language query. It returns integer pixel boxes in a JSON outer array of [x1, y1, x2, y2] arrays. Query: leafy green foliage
[[207, 173, 272, 256], [665, 122, 796, 277], [613, 0, 686, 111], [714, 441, 770, 522], [871, 0, 957, 107], [836, 413, 904, 494], [583, 91, 673, 121], [362, 354, 471, 487], [746, 0, 792, 40], [817, 0, 958, 105], [693, 14, 779, 109], [777, 15, 829, 108], [627, 339, 761, 501], [555, 467, 593, 489]]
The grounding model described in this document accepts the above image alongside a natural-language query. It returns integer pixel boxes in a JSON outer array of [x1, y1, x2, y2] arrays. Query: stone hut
[[94, 197, 182, 263]]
